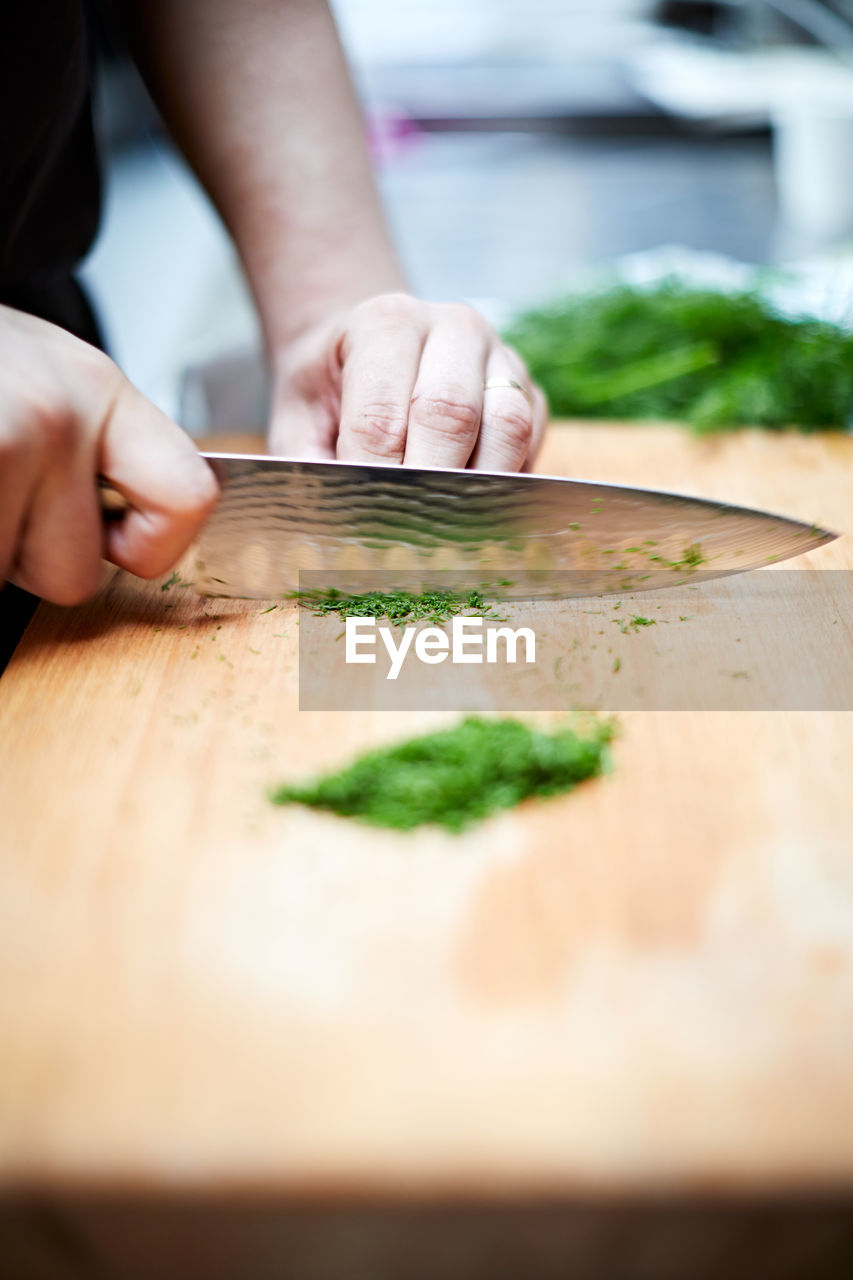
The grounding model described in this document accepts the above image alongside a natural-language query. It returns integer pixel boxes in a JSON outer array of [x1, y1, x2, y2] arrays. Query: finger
[[523, 384, 549, 472], [336, 295, 426, 464], [100, 382, 219, 578], [0, 418, 39, 584], [13, 434, 104, 605], [403, 306, 489, 469], [268, 396, 336, 461], [469, 345, 535, 472]]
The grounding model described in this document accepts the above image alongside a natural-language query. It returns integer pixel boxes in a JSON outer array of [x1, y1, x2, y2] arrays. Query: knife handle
[[97, 477, 129, 523]]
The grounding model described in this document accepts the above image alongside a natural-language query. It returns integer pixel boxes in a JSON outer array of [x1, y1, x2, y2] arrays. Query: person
[[0, 0, 547, 648]]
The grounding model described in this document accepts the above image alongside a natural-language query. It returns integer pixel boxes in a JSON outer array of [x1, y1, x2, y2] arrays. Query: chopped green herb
[[288, 587, 507, 627], [260, 605, 277, 614], [160, 571, 181, 591], [612, 657, 621, 673], [671, 542, 706, 571], [612, 614, 656, 634], [270, 715, 615, 833]]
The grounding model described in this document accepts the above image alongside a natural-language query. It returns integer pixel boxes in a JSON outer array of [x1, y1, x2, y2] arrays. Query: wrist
[[254, 215, 409, 341]]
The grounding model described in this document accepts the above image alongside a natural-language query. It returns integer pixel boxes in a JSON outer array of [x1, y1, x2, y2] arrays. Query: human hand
[[0, 306, 218, 605], [268, 293, 547, 471]]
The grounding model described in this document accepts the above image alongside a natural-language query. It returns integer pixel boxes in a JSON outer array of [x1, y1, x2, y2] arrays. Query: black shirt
[[0, 2, 102, 668], [0, 2, 101, 337]]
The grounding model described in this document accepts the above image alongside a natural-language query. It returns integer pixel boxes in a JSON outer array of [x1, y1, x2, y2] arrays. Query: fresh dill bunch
[[503, 281, 853, 431], [270, 715, 615, 833], [287, 587, 507, 626]]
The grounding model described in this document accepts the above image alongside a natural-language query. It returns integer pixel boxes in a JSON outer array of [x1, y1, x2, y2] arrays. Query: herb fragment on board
[[612, 614, 656, 634], [160, 571, 181, 591], [270, 715, 615, 833], [288, 587, 508, 627]]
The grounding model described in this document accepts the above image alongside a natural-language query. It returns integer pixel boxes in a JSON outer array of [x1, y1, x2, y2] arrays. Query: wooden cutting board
[[1, 422, 853, 1213]]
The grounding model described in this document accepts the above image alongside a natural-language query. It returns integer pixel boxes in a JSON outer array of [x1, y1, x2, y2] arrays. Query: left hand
[[268, 293, 547, 472]]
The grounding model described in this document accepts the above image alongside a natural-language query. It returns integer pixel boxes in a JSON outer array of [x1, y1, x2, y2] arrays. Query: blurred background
[[81, 0, 853, 427]]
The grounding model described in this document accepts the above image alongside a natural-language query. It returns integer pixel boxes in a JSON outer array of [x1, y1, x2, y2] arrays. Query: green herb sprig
[[503, 281, 853, 431]]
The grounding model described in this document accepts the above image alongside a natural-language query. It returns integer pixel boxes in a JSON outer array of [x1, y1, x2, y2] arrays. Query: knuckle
[[53, 335, 121, 418], [354, 291, 417, 328], [412, 391, 481, 438], [349, 401, 409, 453], [80, 346, 123, 404], [490, 403, 533, 445], [27, 398, 79, 456], [376, 291, 417, 319], [441, 301, 483, 331]]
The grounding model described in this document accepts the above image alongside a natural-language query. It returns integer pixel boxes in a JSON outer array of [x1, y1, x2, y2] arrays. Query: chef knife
[[174, 452, 837, 600]]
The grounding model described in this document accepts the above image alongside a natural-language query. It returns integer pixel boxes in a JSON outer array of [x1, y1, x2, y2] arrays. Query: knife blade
[[189, 452, 836, 599]]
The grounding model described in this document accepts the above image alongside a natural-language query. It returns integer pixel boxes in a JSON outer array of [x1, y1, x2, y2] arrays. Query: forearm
[[119, 0, 407, 349]]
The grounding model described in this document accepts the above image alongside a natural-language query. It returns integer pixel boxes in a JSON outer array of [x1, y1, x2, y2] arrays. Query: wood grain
[[1, 423, 852, 1200]]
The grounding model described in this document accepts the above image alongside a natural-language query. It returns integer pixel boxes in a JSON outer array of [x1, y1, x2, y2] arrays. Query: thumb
[[100, 380, 219, 578]]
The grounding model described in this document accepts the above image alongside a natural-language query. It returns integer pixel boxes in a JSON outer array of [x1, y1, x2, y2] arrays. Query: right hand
[[0, 304, 218, 605]]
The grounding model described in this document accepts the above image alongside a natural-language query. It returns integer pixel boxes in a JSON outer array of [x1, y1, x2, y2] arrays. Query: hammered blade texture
[[192, 454, 835, 599]]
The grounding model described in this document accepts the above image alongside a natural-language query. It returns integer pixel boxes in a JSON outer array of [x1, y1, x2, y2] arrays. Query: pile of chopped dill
[[503, 281, 853, 431], [288, 587, 506, 626], [270, 715, 615, 833]]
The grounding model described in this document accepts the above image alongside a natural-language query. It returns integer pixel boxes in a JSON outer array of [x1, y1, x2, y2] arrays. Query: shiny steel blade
[[192, 452, 836, 599]]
